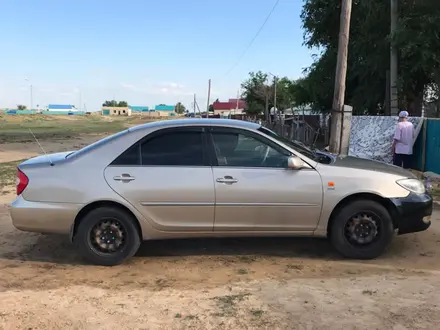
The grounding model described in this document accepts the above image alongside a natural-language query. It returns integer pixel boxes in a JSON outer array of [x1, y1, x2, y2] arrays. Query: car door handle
[[216, 176, 238, 184], [113, 174, 135, 182]]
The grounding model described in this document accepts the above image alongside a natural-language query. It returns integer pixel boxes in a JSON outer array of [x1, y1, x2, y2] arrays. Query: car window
[[111, 143, 141, 166], [258, 126, 319, 161], [211, 130, 289, 168], [141, 131, 204, 166], [68, 129, 129, 159]]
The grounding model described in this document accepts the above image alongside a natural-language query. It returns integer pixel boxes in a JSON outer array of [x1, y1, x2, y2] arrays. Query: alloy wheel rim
[[344, 212, 380, 246], [90, 218, 126, 254]]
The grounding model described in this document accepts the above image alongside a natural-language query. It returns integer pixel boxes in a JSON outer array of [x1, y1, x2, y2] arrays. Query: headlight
[[396, 178, 426, 194]]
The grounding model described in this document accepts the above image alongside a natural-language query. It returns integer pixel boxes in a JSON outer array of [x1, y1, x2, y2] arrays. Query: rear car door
[[104, 127, 215, 232], [209, 127, 323, 232]]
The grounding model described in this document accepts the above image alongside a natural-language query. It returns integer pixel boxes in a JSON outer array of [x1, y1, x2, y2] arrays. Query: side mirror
[[287, 156, 305, 169]]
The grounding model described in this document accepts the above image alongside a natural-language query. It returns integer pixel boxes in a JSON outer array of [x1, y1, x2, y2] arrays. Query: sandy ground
[[1, 137, 440, 329], [0, 134, 106, 163]]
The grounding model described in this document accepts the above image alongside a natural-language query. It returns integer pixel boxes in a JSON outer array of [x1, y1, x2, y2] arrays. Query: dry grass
[[0, 160, 23, 193], [0, 114, 174, 143]]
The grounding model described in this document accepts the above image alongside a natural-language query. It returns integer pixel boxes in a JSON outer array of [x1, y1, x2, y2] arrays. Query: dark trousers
[[393, 153, 411, 169]]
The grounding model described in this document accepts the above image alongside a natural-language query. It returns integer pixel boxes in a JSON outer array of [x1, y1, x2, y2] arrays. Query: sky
[[0, 0, 315, 112]]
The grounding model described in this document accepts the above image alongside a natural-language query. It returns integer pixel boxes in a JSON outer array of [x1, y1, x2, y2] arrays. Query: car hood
[[328, 155, 416, 178]]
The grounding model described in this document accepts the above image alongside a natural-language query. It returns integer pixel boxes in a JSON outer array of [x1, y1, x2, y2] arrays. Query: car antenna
[[28, 128, 54, 166]]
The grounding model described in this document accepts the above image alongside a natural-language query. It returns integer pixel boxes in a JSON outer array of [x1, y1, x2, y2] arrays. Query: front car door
[[209, 127, 323, 232], [104, 126, 215, 232]]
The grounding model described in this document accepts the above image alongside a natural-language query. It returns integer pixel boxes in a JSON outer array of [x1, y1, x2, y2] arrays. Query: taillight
[[16, 168, 29, 196]]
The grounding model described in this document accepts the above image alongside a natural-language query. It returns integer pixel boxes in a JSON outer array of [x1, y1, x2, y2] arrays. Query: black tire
[[329, 199, 394, 259], [73, 207, 141, 266]]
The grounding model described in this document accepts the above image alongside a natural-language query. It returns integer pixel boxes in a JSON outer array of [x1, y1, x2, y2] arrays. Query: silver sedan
[[10, 119, 432, 266]]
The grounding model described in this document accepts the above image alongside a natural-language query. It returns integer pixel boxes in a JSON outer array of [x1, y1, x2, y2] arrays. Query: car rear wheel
[[329, 200, 394, 259], [74, 207, 141, 266]]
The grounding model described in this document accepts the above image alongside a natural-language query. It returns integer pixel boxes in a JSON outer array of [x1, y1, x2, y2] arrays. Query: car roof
[[129, 118, 260, 133]]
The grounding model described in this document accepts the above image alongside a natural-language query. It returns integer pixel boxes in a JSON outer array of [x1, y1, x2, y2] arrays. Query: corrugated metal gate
[[424, 119, 440, 174]]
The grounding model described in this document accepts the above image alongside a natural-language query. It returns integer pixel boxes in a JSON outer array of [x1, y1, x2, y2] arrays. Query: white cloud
[[170, 90, 193, 96], [121, 81, 192, 97], [38, 88, 55, 93], [120, 83, 139, 91], [59, 91, 75, 96], [210, 88, 222, 96], [168, 82, 184, 89]]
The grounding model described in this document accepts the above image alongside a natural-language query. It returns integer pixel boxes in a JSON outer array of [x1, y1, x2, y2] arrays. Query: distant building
[[101, 103, 177, 117], [102, 106, 132, 116], [212, 99, 247, 116], [47, 104, 77, 111], [129, 105, 150, 113], [154, 104, 176, 117]]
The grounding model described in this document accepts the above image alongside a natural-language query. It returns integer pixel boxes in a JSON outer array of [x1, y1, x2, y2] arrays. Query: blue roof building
[[154, 104, 175, 111], [129, 105, 150, 112], [48, 104, 75, 110]]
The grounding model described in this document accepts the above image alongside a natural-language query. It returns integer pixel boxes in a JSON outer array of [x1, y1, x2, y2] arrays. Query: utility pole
[[194, 93, 202, 116], [329, 0, 352, 154], [265, 91, 269, 124], [79, 90, 82, 112], [385, 70, 391, 115], [273, 76, 277, 118], [390, 0, 399, 115], [206, 79, 211, 118], [30, 85, 33, 111], [235, 89, 239, 112], [25, 78, 32, 110], [193, 93, 196, 115]]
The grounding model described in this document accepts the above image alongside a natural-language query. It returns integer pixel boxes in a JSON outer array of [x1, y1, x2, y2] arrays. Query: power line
[[225, 0, 280, 76]]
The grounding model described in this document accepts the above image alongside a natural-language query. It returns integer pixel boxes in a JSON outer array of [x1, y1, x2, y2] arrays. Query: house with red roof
[[212, 98, 247, 116]]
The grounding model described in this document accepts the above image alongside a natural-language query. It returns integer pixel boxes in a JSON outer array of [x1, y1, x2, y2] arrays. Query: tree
[[241, 71, 298, 114], [289, 78, 313, 109], [175, 102, 186, 114], [393, 0, 440, 114], [241, 71, 270, 115], [276, 77, 297, 110], [241, 71, 309, 114], [102, 100, 128, 107], [102, 100, 116, 106], [17, 104, 27, 110], [300, 0, 440, 115]]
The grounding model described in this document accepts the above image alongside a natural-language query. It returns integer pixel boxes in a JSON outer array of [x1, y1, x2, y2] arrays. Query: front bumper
[[390, 192, 433, 235]]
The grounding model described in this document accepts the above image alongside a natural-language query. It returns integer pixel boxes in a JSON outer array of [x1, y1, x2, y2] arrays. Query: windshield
[[258, 126, 318, 161]]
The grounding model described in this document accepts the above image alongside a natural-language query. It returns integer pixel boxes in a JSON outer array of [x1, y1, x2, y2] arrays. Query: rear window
[[67, 129, 129, 158], [110, 130, 205, 166], [141, 131, 204, 166]]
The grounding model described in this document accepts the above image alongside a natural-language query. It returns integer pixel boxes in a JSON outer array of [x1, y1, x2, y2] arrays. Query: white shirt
[[394, 121, 414, 155]]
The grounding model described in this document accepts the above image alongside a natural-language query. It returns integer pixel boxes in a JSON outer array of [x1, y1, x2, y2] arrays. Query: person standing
[[392, 111, 414, 169]]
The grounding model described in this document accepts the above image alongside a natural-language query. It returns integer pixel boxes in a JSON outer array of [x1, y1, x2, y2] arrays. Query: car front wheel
[[329, 199, 394, 259], [73, 206, 141, 266]]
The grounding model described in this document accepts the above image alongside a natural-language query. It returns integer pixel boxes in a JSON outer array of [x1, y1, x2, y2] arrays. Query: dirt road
[[0, 134, 106, 163], [1, 190, 439, 329], [1, 122, 440, 329]]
